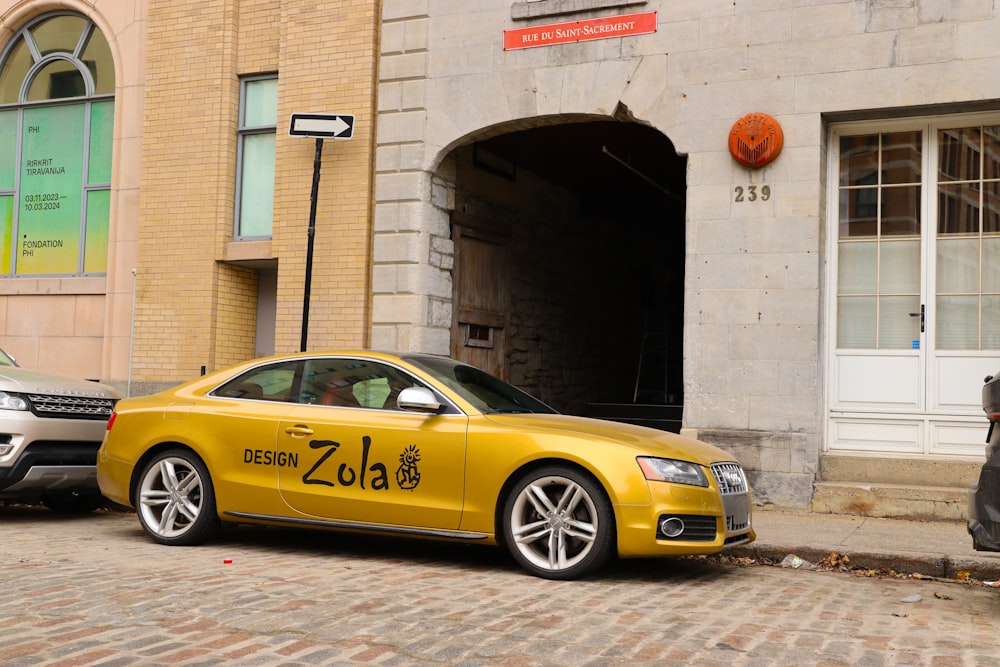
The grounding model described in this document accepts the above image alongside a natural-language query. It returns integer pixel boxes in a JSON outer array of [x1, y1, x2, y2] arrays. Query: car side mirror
[[396, 387, 442, 413]]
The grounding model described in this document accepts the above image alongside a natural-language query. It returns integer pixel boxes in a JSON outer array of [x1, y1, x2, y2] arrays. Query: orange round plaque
[[728, 113, 784, 168]]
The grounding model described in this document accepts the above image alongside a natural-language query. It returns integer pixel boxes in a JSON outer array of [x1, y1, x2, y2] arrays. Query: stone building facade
[[372, 0, 1000, 508]]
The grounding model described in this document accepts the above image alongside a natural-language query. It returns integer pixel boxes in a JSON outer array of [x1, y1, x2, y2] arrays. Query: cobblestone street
[[0, 505, 997, 666]]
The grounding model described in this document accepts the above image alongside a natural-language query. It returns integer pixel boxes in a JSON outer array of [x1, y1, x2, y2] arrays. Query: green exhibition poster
[[16, 104, 85, 274]]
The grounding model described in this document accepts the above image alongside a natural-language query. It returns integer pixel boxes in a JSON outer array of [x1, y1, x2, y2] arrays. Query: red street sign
[[503, 11, 656, 51]]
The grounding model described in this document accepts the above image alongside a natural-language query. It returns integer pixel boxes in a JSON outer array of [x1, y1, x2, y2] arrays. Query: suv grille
[[27, 394, 117, 420]]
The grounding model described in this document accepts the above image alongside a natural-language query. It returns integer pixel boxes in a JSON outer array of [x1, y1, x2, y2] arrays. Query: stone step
[[811, 481, 970, 521], [819, 454, 982, 488], [813, 454, 983, 521]]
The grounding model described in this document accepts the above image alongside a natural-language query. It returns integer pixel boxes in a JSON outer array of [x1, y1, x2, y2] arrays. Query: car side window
[[299, 358, 424, 410], [213, 361, 299, 401]]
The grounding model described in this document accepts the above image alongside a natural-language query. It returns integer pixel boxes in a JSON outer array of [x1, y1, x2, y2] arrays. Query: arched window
[[0, 13, 114, 276]]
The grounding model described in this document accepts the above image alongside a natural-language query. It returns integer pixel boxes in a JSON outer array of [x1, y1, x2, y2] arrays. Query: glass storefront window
[[0, 13, 114, 276]]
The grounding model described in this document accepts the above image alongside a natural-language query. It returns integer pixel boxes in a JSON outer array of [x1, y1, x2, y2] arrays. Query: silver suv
[[0, 348, 120, 512]]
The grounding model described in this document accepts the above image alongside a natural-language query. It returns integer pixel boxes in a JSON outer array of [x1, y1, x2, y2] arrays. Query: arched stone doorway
[[443, 118, 686, 429]]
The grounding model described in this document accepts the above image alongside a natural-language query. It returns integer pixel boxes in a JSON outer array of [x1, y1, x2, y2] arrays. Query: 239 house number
[[733, 185, 772, 202]]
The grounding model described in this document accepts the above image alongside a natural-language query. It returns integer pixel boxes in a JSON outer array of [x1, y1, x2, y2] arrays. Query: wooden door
[[450, 217, 509, 379]]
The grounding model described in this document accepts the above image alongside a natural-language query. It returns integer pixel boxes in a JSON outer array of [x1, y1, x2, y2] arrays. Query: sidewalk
[[731, 507, 1000, 582]]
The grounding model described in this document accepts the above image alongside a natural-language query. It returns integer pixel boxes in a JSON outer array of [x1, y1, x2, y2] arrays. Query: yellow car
[[97, 351, 754, 579]]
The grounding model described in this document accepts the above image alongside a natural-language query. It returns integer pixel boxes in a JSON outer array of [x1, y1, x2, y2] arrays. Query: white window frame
[[234, 75, 277, 240]]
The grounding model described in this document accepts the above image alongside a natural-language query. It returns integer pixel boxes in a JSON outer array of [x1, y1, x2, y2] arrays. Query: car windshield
[[404, 355, 557, 415]]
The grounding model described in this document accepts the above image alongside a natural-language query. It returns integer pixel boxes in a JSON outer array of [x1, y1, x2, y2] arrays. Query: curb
[[728, 543, 1000, 582]]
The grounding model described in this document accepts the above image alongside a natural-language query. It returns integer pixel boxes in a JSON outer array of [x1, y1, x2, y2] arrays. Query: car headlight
[[637, 456, 708, 487], [0, 391, 29, 411]]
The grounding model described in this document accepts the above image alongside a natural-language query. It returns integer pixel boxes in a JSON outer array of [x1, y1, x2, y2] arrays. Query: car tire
[[40, 492, 106, 514], [502, 465, 615, 580], [135, 449, 220, 546]]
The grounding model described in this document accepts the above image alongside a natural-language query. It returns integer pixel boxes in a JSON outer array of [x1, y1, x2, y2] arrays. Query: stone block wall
[[374, 0, 1000, 505]]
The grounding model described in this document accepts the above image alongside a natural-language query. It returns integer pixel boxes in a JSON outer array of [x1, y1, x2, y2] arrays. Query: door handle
[[908, 304, 925, 333], [285, 425, 314, 437]]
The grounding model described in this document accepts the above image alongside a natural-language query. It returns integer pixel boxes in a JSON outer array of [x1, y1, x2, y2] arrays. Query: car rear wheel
[[135, 449, 219, 546], [502, 465, 614, 580]]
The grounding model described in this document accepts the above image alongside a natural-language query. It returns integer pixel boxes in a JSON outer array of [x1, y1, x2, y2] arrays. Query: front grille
[[711, 462, 751, 533], [27, 394, 117, 420], [726, 513, 750, 532], [711, 462, 748, 494]]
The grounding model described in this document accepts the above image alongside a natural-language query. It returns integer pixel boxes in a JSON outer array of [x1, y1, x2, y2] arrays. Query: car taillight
[[106, 411, 117, 430]]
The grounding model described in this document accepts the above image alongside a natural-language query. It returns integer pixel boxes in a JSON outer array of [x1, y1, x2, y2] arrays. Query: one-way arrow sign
[[289, 113, 355, 139]]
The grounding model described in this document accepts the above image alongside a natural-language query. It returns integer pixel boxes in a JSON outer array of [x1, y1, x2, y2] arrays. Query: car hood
[[482, 413, 736, 465], [0, 367, 120, 398]]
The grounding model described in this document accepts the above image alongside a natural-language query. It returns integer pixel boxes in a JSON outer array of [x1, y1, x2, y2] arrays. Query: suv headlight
[[637, 456, 708, 487], [0, 391, 29, 411]]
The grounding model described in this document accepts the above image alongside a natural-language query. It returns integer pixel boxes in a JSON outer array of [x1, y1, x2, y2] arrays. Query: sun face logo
[[728, 112, 784, 169], [395, 444, 422, 491]]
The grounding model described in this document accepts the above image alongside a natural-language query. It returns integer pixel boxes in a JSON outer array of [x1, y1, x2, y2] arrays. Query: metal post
[[300, 137, 324, 352]]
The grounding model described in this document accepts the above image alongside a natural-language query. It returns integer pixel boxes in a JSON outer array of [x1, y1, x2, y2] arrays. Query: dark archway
[[449, 119, 686, 431]]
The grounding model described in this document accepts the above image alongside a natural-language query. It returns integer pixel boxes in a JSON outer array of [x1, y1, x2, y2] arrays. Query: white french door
[[828, 117, 1000, 456]]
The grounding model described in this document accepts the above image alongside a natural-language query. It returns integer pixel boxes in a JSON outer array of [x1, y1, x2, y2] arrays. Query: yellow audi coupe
[[97, 351, 754, 579]]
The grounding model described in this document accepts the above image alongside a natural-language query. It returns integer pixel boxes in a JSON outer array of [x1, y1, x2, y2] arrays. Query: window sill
[[0, 276, 107, 295], [225, 239, 273, 261]]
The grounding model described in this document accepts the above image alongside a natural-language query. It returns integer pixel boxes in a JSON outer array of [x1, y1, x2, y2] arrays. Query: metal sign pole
[[300, 136, 324, 352], [289, 112, 354, 352]]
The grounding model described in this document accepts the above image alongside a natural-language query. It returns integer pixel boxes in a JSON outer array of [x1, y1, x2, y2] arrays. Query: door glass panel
[[837, 131, 923, 350], [939, 127, 982, 182], [938, 182, 980, 234], [984, 180, 1000, 232], [879, 239, 919, 293], [984, 237, 1000, 292], [882, 185, 921, 235], [984, 127, 1000, 180], [984, 296, 1000, 349], [839, 189, 877, 236], [937, 237, 980, 293], [837, 296, 876, 348], [936, 295, 978, 350], [880, 296, 921, 348], [838, 241, 876, 294], [936, 125, 1000, 352], [882, 131, 921, 184], [840, 135, 878, 187]]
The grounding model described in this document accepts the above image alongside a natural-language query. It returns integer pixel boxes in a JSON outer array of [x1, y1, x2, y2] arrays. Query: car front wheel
[[135, 449, 219, 546], [503, 465, 614, 580]]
